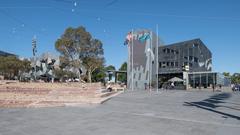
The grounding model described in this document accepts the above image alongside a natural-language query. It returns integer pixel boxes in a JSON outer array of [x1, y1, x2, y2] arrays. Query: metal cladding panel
[[158, 39, 212, 73], [126, 30, 158, 90]]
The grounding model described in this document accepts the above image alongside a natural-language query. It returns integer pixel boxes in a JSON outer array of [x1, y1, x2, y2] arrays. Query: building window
[[162, 62, 166, 68], [194, 57, 199, 63], [175, 51, 179, 54], [193, 43, 199, 48], [171, 49, 174, 53], [189, 56, 193, 61], [184, 56, 188, 60], [163, 49, 166, 53], [167, 48, 170, 53], [159, 62, 162, 68], [166, 62, 169, 66], [175, 62, 178, 67], [171, 62, 174, 67]]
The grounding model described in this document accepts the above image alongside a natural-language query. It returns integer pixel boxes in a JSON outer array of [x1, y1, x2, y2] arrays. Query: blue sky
[[0, 0, 239, 73]]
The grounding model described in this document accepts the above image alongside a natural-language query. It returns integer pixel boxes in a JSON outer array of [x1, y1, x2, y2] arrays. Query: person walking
[[212, 84, 215, 92]]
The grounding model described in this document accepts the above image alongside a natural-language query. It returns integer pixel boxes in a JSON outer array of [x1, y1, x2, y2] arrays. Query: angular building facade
[[158, 39, 230, 89], [124, 31, 229, 90], [158, 38, 212, 73]]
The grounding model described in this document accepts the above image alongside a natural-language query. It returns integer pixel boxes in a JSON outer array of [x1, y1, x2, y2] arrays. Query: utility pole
[[32, 35, 37, 81]]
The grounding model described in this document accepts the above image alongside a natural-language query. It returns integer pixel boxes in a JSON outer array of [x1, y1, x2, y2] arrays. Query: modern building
[[158, 38, 212, 73], [158, 39, 230, 89], [0, 50, 16, 57], [124, 29, 230, 90]]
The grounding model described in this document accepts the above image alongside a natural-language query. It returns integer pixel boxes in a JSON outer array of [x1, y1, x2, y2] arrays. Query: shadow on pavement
[[184, 93, 240, 120]]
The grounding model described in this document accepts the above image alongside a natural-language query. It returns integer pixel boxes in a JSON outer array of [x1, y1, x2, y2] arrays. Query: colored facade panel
[[126, 30, 159, 89]]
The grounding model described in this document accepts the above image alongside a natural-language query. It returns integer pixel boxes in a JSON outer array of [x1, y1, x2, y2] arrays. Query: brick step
[[0, 100, 33, 108], [96, 91, 117, 98], [0, 89, 50, 94]]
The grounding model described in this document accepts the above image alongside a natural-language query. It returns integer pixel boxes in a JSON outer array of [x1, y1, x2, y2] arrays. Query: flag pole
[[131, 29, 134, 91], [148, 31, 151, 92], [156, 24, 159, 93], [150, 31, 152, 92]]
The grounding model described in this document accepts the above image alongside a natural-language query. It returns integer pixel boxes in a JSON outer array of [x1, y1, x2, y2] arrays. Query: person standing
[[144, 83, 147, 90], [171, 82, 175, 89]]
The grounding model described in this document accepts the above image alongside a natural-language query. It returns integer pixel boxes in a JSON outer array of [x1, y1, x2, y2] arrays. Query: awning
[[168, 77, 184, 82]]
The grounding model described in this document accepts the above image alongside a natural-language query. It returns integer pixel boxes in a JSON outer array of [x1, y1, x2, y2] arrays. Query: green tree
[[82, 57, 104, 83], [231, 73, 240, 84], [53, 68, 66, 82], [91, 66, 106, 82], [91, 65, 116, 83], [105, 65, 116, 71], [223, 72, 230, 77], [0, 56, 31, 80], [117, 62, 127, 83], [55, 26, 104, 83]]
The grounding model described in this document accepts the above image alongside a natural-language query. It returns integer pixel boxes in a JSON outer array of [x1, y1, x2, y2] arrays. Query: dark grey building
[[158, 38, 212, 73], [158, 39, 229, 89]]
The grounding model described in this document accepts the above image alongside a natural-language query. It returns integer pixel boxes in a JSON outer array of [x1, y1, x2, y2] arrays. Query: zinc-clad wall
[[158, 39, 212, 73]]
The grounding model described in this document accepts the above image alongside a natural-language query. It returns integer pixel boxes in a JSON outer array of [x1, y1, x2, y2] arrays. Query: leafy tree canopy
[[117, 62, 127, 83], [0, 56, 31, 79], [105, 65, 116, 71], [55, 26, 104, 83]]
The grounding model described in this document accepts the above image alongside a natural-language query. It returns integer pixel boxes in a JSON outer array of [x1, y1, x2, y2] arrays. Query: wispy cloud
[[105, 0, 118, 8]]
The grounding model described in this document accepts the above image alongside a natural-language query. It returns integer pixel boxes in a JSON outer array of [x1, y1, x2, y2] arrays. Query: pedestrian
[[212, 84, 215, 92], [171, 82, 175, 89], [144, 83, 147, 90]]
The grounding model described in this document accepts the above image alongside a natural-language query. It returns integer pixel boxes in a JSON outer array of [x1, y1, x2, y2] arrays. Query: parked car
[[232, 84, 240, 91]]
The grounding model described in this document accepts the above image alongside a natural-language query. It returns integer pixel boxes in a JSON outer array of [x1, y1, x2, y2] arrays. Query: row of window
[[159, 62, 179, 68], [184, 56, 199, 63], [162, 48, 179, 54], [162, 43, 200, 54], [184, 62, 193, 67], [159, 62, 196, 69]]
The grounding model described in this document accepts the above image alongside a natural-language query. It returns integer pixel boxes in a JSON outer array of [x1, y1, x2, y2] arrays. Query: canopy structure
[[168, 77, 184, 82]]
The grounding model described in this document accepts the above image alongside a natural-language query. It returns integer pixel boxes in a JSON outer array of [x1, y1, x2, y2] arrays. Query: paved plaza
[[0, 90, 240, 135]]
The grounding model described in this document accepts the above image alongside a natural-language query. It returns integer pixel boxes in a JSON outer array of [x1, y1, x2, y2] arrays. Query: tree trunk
[[88, 70, 92, 83]]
